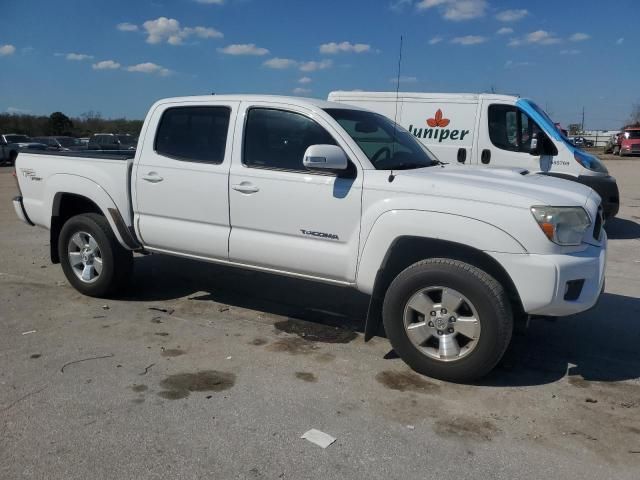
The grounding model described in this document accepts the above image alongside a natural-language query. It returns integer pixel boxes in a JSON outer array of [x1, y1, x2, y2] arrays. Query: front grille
[[593, 205, 603, 241]]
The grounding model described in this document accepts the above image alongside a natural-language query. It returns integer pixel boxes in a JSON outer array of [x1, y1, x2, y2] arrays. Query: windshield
[[117, 135, 137, 146], [324, 108, 437, 170], [5, 135, 32, 143], [624, 130, 640, 139]]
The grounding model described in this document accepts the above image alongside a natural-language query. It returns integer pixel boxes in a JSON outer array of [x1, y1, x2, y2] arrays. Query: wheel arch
[[49, 188, 137, 263], [363, 236, 525, 341]]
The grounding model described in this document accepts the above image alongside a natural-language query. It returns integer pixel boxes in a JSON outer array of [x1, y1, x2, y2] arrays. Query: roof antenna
[[389, 35, 403, 183]]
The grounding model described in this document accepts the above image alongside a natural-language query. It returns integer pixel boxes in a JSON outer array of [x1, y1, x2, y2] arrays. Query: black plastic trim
[[21, 150, 134, 161], [13, 196, 35, 226]]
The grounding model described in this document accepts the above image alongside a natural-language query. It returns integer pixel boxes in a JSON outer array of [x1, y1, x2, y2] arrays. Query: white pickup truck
[[13, 95, 606, 382]]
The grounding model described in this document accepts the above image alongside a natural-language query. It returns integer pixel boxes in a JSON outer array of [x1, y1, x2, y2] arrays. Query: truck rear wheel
[[382, 258, 513, 383], [58, 213, 133, 297]]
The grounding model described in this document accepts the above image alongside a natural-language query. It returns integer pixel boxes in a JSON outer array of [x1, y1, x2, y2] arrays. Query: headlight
[[530, 206, 591, 246], [574, 150, 608, 174]]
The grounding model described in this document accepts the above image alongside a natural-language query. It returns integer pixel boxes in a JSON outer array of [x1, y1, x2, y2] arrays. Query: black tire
[[8, 150, 17, 166], [58, 213, 133, 297], [382, 258, 513, 383]]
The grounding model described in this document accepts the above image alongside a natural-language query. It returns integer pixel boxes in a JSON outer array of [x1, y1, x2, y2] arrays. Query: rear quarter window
[[154, 106, 231, 164]]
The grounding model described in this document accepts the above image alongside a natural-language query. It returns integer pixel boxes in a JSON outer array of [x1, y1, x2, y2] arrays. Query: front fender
[[356, 209, 527, 294], [44, 174, 130, 249]]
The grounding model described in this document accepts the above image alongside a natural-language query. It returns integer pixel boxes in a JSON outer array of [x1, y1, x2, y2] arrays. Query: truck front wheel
[[58, 213, 133, 297], [382, 258, 513, 383]]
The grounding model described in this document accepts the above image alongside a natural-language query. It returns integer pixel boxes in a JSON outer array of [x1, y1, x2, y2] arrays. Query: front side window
[[155, 106, 231, 164], [489, 104, 542, 153], [243, 108, 336, 171], [325, 108, 437, 170]]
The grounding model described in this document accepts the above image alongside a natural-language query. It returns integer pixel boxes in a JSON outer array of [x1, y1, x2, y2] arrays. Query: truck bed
[[24, 150, 135, 161], [15, 151, 134, 231]]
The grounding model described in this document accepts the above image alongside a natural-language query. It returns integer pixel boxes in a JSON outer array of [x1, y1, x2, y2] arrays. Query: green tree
[[48, 112, 74, 135], [568, 123, 582, 135]]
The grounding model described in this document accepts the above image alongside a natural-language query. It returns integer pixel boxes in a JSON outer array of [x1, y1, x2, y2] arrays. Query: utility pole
[[581, 106, 585, 132]]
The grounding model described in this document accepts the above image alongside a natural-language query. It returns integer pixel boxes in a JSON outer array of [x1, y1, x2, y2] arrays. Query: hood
[[388, 164, 595, 210]]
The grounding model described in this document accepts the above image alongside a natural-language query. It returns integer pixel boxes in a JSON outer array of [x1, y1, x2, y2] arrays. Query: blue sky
[[1, 0, 638, 129]]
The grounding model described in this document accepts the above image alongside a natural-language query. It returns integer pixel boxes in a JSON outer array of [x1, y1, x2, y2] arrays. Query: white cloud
[[126, 62, 171, 76], [510, 30, 561, 47], [92, 60, 121, 70], [263, 57, 297, 69], [0, 44, 16, 56], [218, 43, 269, 55], [299, 59, 333, 72], [417, 0, 487, 21], [292, 87, 311, 95], [65, 53, 94, 61], [560, 49, 580, 55], [117, 22, 139, 32], [195, 0, 224, 3], [496, 27, 513, 35], [495, 9, 528, 22], [525, 30, 561, 45], [616, 37, 624, 45], [428, 36, 444, 45], [298, 76, 312, 84], [7, 107, 31, 114], [390, 75, 418, 83], [451, 35, 487, 45], [390, 0, 413, 12], [319, 41, 371, 54], [142, 17, 222, 45], [504, 60, 532, 69], [569, 32, 590, 42]]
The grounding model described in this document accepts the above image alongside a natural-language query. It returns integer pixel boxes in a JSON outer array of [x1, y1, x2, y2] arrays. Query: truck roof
[[328, 91, 519, 103], [154, 95, 366, 112]]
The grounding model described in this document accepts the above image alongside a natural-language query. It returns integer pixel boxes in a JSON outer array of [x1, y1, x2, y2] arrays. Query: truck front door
[[477, 101, 552, 172], [228, 103, 363, 283], [133, 102, 238, 259]]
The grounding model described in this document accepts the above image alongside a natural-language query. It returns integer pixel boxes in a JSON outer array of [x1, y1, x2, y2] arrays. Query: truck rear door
[[132, 101, 239, 259]]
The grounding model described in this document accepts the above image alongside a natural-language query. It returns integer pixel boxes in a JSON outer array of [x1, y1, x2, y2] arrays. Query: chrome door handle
[[232, 182, 259, 194], [142, 172, 163, 183]]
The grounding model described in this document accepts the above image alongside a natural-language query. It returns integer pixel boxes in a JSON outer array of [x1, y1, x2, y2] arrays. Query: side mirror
[[530, 132, 557, 156], [303, 144, 348, 171]]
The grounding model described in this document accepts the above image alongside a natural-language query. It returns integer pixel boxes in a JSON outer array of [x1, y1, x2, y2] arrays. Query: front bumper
[[540, 173, 619, 219], [578, 175, 619, 219], [490, 235, 607, 317], [13, 196, 34, 226]]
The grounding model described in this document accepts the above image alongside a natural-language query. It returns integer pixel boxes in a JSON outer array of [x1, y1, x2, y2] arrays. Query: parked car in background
[[570, 136, 595, 148], [604, 133, 619, 154], [32, 136, 86, 152], [13, 94, 607, 382], [78, 138, 89, 146], [616, 127, 640, 157], [0, 134, 47, 166], [87, 133, 137, 151]]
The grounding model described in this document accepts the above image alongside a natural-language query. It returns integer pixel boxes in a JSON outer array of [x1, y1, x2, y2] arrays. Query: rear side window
[[155, 106, 231, 164], [243, 108, 336, 171]]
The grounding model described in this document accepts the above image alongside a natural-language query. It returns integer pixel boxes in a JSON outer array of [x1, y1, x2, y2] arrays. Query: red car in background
[[616, 127, 640, 156]]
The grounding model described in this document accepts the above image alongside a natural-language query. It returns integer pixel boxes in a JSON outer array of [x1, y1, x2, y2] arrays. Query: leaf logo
[[426, 109, 450, 128]]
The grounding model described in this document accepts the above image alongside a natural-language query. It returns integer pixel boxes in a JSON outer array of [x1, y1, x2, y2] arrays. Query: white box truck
[[328, 91, 619, 219]]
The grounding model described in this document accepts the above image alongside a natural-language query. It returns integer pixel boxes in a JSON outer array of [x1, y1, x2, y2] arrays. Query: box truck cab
[[328, 91, 619, 218]]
